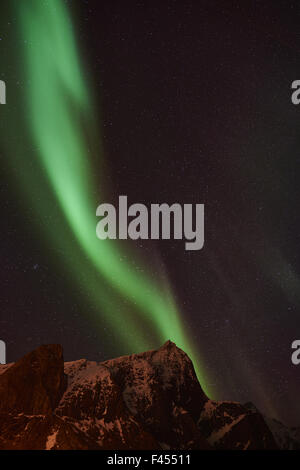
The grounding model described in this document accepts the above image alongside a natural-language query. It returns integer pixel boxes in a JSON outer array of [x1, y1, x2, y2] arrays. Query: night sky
[[1, 0, 300, 425]]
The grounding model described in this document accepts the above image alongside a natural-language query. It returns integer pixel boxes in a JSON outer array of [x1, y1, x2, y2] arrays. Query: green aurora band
[[3, 0, 209, 391]]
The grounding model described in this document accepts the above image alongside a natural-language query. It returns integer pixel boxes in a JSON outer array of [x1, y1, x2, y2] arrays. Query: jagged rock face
[[244, 403, 300, 450], [55, 359, 159, 450], [0, 342, 281, 450], [100, 340, 209, 449], [263, 417, 300, 450], [0, 413, 98, 450], [0, 344, 66, 415], [54, 340, 210, 450], [198, 400, 278, 450]]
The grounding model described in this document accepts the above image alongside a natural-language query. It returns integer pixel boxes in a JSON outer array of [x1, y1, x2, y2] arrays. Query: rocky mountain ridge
[[0, 341, 294, 450]]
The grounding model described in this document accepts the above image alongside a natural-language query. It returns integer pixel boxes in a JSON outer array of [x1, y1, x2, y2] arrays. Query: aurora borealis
[[1, 0, 300, 426], [1, 0, 207, 388]]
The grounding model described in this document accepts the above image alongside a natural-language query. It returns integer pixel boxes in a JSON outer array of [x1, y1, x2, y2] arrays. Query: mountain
[[264, 417, 300, 450], [0, 341, 281, 450], [244, 402, 300, 450]]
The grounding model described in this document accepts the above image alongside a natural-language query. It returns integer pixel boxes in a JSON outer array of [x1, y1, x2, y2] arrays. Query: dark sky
[[1, 0, 300, 425]]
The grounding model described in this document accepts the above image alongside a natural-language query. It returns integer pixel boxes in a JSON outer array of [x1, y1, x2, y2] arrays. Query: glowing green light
[[4, 0, 209, 391]]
